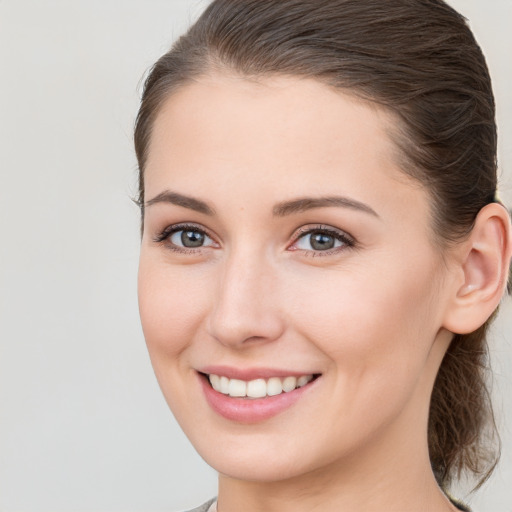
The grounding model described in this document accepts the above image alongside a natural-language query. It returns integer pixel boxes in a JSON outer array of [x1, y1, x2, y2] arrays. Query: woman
[[134, 1, 512, 510]]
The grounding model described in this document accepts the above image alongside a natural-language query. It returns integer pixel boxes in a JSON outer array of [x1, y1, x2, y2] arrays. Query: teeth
[[267, 377, 283, 396], [297, 375, 311, 387], [282, 376, 297, 392], [208, 374, 315, 398], [219, 376, 229, 394], [210, 374, 221, 392], [247, 379, 267, 398], [228, 379, 247, 397]]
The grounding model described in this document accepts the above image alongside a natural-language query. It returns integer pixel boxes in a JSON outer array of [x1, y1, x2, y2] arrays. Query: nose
[[207, 250, 285, 348]]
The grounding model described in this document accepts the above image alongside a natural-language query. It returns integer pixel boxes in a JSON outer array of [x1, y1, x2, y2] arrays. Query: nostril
[[207, 313, 286, 348]]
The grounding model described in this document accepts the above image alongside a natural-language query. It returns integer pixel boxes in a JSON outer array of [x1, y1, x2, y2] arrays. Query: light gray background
[[0, 1, 510, 511]]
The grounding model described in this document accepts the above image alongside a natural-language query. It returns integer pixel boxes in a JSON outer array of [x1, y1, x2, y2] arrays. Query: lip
[[199, 365, 316, 381], [197, 368, 320, 423]]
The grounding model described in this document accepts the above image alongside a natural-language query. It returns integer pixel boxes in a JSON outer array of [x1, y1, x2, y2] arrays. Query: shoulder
[[182, 498, 217, 512]]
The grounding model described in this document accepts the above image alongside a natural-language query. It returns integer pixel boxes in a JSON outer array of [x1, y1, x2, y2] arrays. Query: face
[[138, 75, 455, 483]]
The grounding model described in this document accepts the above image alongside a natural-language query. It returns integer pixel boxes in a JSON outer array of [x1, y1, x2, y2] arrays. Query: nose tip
[[208, 305, 285, 347], [207, 258, 285, 348]]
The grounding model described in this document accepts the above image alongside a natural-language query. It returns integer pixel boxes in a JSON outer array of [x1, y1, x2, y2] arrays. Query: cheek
[[137, 255, 210, 362], [288, 257, 441, 386], [284, 264, 442, 450]]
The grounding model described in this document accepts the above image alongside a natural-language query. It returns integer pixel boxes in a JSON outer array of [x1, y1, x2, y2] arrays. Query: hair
[[134, 0, 509, 490]]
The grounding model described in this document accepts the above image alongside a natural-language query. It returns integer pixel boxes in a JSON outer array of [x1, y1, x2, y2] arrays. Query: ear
[[442, 202, 512, 335]]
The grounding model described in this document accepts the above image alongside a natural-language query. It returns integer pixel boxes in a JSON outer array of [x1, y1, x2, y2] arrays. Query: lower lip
[[199, 374, 318, 423]]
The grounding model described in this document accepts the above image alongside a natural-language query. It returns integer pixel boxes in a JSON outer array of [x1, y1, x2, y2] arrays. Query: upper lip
[[198, 365, 320, 381]]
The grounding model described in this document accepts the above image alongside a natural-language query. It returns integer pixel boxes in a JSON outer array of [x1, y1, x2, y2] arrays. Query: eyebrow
[[145, 190, 215, 215], [145, 190, 379, 219], [273, 196, 379, 218]]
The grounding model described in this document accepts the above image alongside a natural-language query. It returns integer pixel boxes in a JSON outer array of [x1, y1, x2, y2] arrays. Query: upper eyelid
[[285, 225, 356, 256], [153, 222, 355, 249], [154, 222, 216, 244], [292, 224, 355, 242]]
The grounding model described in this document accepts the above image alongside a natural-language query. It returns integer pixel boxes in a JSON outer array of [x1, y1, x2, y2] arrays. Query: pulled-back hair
[[134, 0, 508, 490]]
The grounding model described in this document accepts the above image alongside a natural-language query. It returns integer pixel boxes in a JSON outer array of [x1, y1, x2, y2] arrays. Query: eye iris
[[181, 230, 205, 247], [310, 232, 335, 250]]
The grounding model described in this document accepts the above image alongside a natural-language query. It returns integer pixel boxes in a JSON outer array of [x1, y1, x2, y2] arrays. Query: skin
[[137, 74, 493, 511]]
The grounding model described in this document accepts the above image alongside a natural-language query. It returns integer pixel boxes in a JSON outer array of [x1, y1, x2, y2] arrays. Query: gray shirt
[[183, 496, 471, 511], [184, 498, 216, 512]]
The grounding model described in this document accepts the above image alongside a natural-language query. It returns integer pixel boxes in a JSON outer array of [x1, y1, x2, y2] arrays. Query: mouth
[[197, 367, 322, 422], [205, 373, 319, 399]]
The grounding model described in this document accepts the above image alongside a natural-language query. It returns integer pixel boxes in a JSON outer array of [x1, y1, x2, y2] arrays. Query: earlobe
[[443, 203, 512, 335]]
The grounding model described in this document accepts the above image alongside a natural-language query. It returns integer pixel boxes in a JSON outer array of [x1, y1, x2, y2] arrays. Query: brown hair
[[134, 0, 507, 490]]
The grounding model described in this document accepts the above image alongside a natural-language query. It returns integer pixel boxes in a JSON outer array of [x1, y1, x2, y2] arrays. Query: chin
[[205, 452, 308, 483], [190, 427, 345, 485]]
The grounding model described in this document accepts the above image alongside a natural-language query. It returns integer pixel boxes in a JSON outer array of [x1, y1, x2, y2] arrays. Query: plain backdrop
[[0, 1, 511, 511]]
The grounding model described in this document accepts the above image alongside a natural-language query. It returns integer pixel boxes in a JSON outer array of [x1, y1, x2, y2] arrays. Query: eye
[[170, 229, 211, 248], [290, 227, 354, 253], [154, 224, 217, 251]]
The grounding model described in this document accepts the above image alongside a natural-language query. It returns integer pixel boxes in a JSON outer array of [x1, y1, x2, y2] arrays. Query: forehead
[[148, 74, 395, 159], [144, 74, 428, 227]]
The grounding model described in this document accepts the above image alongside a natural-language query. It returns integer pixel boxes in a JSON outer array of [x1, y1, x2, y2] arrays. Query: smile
[[199, 371, 320, 423], [208, 374, 315, 398]]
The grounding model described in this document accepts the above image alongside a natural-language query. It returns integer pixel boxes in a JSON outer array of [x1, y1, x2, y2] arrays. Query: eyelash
[[289, 225, 355, 256], [153, 223, 355, 256], [153, 223, 217, 254]]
